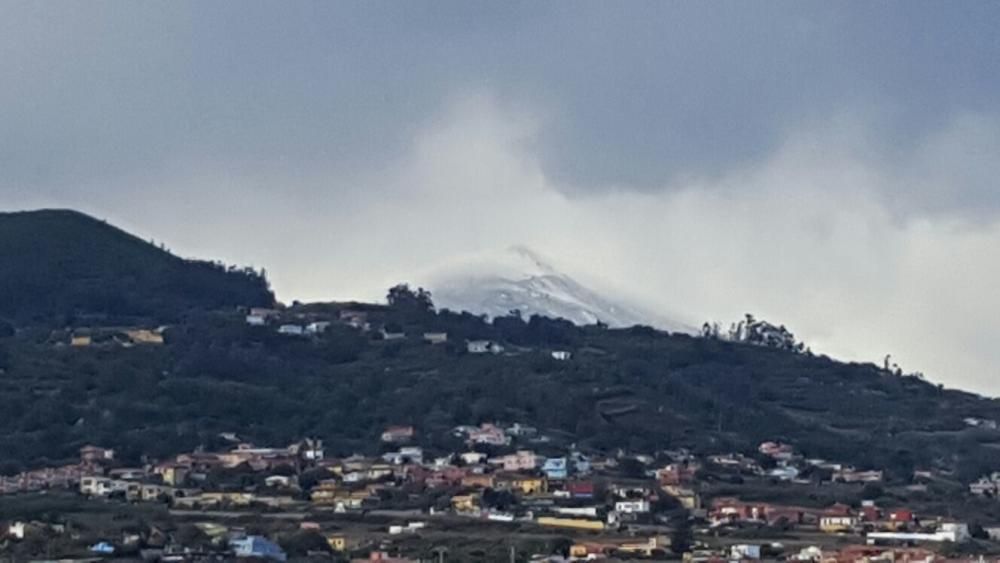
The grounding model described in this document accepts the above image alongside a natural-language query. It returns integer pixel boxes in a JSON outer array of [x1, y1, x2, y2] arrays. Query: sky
[[2, 1, 1000, 393]]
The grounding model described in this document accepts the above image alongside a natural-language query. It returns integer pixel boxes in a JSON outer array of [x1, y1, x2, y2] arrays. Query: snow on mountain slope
[[420, 246, 693, 333]]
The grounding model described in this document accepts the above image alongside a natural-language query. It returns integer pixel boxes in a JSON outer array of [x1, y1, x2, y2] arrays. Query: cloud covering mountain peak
[[419, 245, 693, 333]]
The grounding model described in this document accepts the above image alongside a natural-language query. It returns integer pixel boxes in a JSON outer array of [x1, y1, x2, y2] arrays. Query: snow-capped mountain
[[420, 246, 693, 333]]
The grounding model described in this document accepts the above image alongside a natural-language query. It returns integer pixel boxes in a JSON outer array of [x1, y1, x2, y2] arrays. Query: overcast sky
[[3, 1, 1000, 394]]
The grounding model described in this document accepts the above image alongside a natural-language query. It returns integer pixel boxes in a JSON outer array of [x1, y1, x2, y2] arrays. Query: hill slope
[[0, 209, 274, 324], [3, 214, 1000, 489], [3, 297, 1000, 485]]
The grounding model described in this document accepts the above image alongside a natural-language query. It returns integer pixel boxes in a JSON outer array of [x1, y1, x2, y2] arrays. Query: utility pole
[[509, 545, 516, 563]]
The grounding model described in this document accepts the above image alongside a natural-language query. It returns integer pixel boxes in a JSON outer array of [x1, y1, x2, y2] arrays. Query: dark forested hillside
[[3, 212, 1000, 487], [3, 295, 1000, 484], [0, 210, 273, 324]]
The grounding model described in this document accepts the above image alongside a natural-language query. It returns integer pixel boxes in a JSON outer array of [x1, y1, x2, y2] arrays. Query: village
[[1, 305, 999, 561], [5, 419, 1000, 562]]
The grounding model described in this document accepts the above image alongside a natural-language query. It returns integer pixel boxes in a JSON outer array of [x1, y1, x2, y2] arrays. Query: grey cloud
[[2, 1, 999, 216]]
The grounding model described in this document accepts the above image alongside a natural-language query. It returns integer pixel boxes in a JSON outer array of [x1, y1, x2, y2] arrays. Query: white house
[[461, 451, 488, 465], [278, 324, 304, 336], [467, 340, 504, 354], [769, 465, 800, 481], [789, 546, 824, 561], [505, 423, 537, 437], [614, 499, 651, 514], [246, 308, 279, 326], [383, 447, 424, 465], [8, 522, 27, 540], [342, 471, 365, 484], [108, 468, 147, 481], [730, 545, 762, 560], [389, 522, 426, 535], [553, 506, 600, 517], [381, 329, 405, 340], [493, 450, 538, 472], [264, 475, 296, 489], [297, 438, 324, 461], [423, 332, 448, 344], [80, 477, 135, 497], [867, 523, 970, 544], [306, 322, 331, 334], [433, 455, 454, 468], [551, 350, 572, 361]]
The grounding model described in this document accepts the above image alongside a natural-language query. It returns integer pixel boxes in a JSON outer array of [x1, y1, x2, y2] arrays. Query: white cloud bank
[[10, 94, 1000, 395]]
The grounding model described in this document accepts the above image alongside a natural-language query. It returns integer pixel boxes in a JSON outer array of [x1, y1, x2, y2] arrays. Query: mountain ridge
[[422, 245, 694, 333], [0, 209, 274, 324]]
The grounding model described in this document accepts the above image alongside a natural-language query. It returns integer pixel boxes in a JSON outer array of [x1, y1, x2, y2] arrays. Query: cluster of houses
[[683, 543, 980, 563], [62, 327, 166, 348], [244, 307, 574, 360], [969, 472, 1000, 498], [2, 429, 995, 562], [246, 307, 348, 336], [751, 441, 885, 484], [709, 497, 970, 542], [0, 462, 86, 495]]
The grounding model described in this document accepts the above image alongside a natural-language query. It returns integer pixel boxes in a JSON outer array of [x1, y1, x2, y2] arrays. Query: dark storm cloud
[[2, 1, 998, 214]]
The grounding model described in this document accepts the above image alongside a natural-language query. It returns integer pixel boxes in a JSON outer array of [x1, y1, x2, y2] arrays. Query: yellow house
[[155, 464, 188, 486], [570, 544, 604, 559], [140, 484, 179, 502], [519, 476, 547, 495], [820, 515, 858, 533], [253, 495, 298, 508], [662, 484, 701, 509], [570, 537, 666, 558], [366, 464, 394, 480], [617, 536, 669, 556], [323, 489, 371, 510], [461, 474, 496, 489], [125, 329, 164, 345], [537, 517, 604, 531], [194, 522, 229, 539], [500, 475, 549, 495], [310, 482, 339, 504], [326, 534, 354, 551], [451, 494, 479, 512], [70, 335, 92, 347], [197, 492, 253, 507]]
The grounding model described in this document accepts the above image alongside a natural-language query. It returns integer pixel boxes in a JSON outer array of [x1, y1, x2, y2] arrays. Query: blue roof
[[230, 535, 287, 561], [90, 541, 115, 554]]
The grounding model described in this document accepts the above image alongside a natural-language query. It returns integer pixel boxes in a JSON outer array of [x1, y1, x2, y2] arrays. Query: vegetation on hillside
[[0, 209, 273, 325], [3, 213, 1000, 490], [1, 284, 1000, 486]]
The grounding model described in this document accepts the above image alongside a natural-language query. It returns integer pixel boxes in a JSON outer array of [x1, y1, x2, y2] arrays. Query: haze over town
[[3, 2, 999, 394]]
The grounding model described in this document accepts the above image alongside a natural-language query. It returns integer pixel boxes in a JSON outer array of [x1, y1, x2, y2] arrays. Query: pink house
[[381, 426, 415, 443], [497, 451, 538, 472], [468, 424, 510, 446]]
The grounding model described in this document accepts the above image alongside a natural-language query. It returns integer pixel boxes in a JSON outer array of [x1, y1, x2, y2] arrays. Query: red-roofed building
[[889, 509, 914, 523], [566, 480, 595, 499], [657, 463, 699, 486], [710, 498, 769, 525], [426, 467, 467, 488]]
